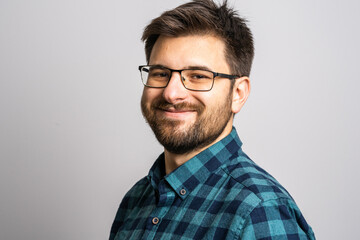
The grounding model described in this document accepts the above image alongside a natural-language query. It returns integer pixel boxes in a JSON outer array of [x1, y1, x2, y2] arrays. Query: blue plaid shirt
[[110, 128, 315, 239]]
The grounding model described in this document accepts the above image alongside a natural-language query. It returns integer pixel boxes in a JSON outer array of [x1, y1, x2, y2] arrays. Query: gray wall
[[1, 0, 359, 239]]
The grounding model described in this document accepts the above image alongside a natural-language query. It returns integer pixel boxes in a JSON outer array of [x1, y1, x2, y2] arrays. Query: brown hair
[[142, 0, 254, 77]]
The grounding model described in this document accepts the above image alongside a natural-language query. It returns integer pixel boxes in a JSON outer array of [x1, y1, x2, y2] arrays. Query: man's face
[[141, 35, 235, 154]]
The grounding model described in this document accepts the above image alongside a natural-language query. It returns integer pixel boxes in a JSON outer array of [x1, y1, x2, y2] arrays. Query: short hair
[[141, 0, 254, 77]]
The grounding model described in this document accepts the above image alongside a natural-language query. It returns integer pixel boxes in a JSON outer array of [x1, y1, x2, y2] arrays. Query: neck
[[164, 121, 233, 175]]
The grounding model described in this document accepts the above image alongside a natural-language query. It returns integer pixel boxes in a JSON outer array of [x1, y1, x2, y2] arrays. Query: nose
[[162, 72, 189, 104]]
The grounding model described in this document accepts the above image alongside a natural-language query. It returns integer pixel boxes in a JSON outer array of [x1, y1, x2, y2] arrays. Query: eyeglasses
[[138, 65, 240, 92]]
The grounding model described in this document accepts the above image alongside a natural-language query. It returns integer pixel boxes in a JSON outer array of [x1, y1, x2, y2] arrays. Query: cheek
[[141, 88, 161, 104], [200, 90, 232, 113], [193, 88, 224, 108]]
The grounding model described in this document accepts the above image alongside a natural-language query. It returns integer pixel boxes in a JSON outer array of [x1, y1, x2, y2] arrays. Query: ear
[[231, 76, 250, 114]]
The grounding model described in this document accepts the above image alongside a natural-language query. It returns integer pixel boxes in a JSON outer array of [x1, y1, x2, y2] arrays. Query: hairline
[[147, 32, 239, 77]]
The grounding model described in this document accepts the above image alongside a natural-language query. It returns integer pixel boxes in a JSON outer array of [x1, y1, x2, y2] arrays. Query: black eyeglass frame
[[138, 65, 241, 92]]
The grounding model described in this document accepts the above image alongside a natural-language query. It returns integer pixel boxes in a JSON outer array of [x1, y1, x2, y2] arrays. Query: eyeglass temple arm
[[215, 72, 241, 79], [139, 66, 149, 72]]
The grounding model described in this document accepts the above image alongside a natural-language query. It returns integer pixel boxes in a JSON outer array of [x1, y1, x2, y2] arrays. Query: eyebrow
[[150, 64, 213, 72], [185, 65, 212, 71]]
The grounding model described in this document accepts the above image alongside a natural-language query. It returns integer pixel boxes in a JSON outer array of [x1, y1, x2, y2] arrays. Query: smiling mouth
[[160, 107, 197, 113], [156, 107, 197, 119]]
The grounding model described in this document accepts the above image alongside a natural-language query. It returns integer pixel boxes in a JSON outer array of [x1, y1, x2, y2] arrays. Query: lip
[[157, 107, 197, 119]]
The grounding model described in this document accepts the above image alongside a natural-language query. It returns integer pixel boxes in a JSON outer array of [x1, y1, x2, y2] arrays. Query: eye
[[186, 70, 212, 81], [149, 69, 170, 79], [191, 74, 208, 79]]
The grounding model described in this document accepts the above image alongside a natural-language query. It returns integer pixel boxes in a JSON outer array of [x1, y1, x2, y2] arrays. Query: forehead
[[149, 35, 230, 72]]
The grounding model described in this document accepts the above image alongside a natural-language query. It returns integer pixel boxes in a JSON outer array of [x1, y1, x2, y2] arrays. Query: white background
[[1, 0, 359, 239]]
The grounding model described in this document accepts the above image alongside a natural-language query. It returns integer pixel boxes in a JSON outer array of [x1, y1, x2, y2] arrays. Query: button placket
[[146, 180, 175, 238]]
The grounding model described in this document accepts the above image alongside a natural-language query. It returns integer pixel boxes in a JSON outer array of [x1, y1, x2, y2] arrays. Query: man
[[110, 0, 315, 239]]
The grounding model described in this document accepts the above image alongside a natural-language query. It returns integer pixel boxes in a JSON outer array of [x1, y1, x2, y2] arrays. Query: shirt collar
[[148, 127, 243, 199], [147, 153, 166, 192]]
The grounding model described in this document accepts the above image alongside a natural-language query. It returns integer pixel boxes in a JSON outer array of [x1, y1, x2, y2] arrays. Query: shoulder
[[237, 198, 315, 239], [220, 155, 315, 239], [118, 176, 151, 210], [109, 176, 151, 239], [222, 154, 293, 202]]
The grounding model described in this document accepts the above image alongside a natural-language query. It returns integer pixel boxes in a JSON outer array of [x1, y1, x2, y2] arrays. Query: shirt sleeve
[[237, 198, 315, 239]]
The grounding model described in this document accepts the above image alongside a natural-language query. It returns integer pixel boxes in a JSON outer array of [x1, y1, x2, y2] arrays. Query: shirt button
[[152, 217, 160, 225], [180, 188, 186, 195]]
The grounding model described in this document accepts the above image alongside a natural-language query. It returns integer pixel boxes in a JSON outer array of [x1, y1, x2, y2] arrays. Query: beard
[[141, 93, 233, 155]]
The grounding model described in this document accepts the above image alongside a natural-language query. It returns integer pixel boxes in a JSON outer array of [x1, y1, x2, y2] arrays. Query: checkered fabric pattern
[[110, 128, 315, 239]]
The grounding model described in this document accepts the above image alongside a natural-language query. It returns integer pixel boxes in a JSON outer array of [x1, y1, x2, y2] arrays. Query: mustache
[[151, 98, 204, 113]]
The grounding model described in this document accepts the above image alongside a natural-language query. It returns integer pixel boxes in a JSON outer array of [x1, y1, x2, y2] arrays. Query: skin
[[141, 35, 250, 175]]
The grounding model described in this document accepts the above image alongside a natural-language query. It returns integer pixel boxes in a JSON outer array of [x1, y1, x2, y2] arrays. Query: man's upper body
[[110, 0, 315, 239], [110, 128, 315, 239]]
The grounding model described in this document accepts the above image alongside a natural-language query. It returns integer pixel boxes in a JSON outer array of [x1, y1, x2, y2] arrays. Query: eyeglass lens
[[141, 66, 214, 91]]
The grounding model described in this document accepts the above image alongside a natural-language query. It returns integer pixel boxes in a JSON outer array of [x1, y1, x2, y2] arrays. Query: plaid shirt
[[110, 128, 315, 239]]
